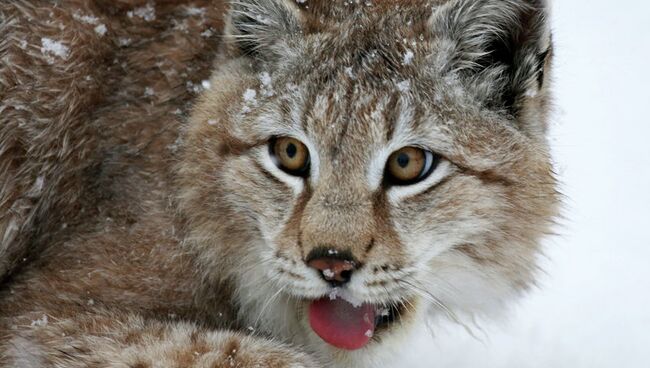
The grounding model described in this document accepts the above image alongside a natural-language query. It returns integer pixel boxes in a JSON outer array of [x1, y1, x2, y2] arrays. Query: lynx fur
[[0, 1, 558, 367]]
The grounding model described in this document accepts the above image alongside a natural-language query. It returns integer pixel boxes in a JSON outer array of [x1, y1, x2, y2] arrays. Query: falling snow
[[323, 269, 335, 278], [72, 11, 107, 35], [127, 3, 156, 22], [94, 24, 108, 36], [259, 72, 274, 97], [30, 314, 48, 327], [241, 88, 258, 113], [118, 37, 132, 47], [243, 88, 257, 102], [185, 7, 206, 17], [73, 13, 100, 25], [41, 38, 69, 61], [403, 49, 414, 65], [397, 79, 411, 92]]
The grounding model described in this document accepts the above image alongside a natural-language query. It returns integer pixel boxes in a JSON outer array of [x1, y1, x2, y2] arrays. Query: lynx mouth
[[307, 296, 403, 350]]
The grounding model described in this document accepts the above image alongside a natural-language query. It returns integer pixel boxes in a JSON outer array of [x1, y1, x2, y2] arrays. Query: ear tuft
[[226, 0, 304, 60], [430, 0, 552, 120]]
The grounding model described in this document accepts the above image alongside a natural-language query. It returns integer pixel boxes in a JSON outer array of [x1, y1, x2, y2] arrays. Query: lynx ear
[[225, 0, 304, 60], [430, 0, 552, 129]]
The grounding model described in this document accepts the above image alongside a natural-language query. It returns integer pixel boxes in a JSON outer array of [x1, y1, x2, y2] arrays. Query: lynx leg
[[2, 310, 316, 368]]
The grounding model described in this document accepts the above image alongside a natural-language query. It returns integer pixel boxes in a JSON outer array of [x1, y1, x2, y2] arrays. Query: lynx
[[0, 0, 558, 367]]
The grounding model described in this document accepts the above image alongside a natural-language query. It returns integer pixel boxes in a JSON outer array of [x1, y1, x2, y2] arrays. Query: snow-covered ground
[[409, 1, 650, 366]]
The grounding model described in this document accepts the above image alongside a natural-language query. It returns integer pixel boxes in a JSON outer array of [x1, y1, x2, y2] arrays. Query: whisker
[[252, 284, 287, 328], [400, 277, 484, 341]]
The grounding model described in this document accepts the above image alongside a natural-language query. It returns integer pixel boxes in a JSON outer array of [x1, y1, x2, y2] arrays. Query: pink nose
[[308, 257, 357, 285]]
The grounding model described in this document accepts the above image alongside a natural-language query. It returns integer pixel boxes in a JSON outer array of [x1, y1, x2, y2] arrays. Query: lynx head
[[179, 0, 558, 365]]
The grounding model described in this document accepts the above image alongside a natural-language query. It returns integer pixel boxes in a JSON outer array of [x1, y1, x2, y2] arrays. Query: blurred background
[[412, 0, 650, 366]]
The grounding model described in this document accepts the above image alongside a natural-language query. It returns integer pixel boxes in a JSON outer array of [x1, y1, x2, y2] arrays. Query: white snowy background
[[408, 0, 650, 366]]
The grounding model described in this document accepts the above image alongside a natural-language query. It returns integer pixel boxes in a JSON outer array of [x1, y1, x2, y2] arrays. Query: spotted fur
[[1, 1, 558, 367]]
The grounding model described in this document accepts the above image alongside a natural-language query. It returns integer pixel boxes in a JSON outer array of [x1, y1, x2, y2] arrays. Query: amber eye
[[269, 137, 311, 176], [385, 147, 439, 185]]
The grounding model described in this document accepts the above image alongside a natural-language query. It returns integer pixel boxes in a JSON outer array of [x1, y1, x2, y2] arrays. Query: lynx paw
[[116, 326, 318, 368], [203, 332, 318, 368]]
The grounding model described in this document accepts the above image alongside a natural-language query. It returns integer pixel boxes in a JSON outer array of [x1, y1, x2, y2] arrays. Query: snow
[[407, 1, 650, 367], [243, 89, 256, 101], [259, 72, 272, 87], [185, 7, 206, 17], [30, 314, 48, 327], [345, 66, 354, 79], [118, 38, 132, 47], [259, 72, 274, 97], [127, 3, 156, 22], [238, 87, 256, 112], [322, 269, 335, 278], [73, 13, 100, 25], [396, 79, 411, 92], [403, 49, 414, 65], [207, 119, 218, 126], [187, 79, 215, 94], [73, 11, 107, 35], [40, 38, 69, 61], [94, 24, 107, 36]]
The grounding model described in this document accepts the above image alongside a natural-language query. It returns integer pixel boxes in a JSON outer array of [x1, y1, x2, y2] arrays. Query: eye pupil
[[397, 153, 410, 168], [270, 137, 310, 177], [286, 143, 297, 158], [385, 147, 439, 186]]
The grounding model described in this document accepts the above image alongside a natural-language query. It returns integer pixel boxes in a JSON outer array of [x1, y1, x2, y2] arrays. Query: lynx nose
[[307, 250, 357, 286]]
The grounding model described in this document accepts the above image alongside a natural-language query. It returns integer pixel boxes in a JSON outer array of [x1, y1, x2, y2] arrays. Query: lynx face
[[180, 0, 557, 364]]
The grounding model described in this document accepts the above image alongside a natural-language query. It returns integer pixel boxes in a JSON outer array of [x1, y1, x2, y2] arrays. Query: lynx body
[[0, 1, 557, 367]]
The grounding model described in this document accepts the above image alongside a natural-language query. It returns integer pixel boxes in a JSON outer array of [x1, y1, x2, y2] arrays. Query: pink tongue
[[308, 297, 376, 350]]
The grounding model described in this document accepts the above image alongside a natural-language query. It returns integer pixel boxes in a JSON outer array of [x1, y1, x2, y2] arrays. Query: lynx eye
[[385, 147, 439, 185], [269, 137, 310, 177]]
